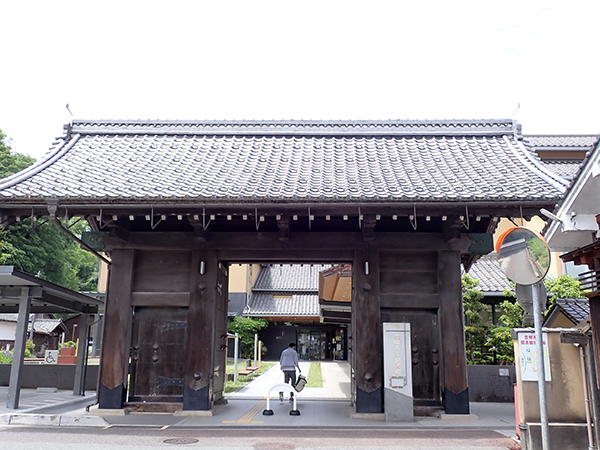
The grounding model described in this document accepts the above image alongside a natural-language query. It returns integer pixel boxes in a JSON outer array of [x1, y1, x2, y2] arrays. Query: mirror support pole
[[531, 281, 550, 450]]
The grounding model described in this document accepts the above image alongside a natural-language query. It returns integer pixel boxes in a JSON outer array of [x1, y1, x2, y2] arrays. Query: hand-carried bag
[[294, 374, 307, 392]]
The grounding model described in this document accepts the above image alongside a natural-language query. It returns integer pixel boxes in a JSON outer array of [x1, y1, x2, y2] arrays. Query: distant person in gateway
[[279, 342, 300, 402]]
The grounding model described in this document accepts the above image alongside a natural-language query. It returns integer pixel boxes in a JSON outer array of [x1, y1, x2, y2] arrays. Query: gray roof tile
[[247, 293, 320, 317], [253, 264, 335, 292], [552, 298, 589, 324], [525, 135, 598, 149], [467, 254, 512, 294], [541, 160, 582, 179], [248, 264, 336, 317], [0, 120, 568, 204], [0, 314, 63, 335]]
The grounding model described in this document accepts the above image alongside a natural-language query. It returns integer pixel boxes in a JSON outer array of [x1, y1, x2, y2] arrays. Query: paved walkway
[[229, 361, 350, 400], [0, 386, 96, 415], [0, 361, 517, 436]]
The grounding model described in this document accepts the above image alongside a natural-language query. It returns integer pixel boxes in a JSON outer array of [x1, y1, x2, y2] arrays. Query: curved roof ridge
[[504, 136, 570, 193], [0, 135, 79, 192], [69, 118, 518, 137]]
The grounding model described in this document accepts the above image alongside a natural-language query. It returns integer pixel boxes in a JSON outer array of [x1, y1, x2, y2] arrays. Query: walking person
[[279, 342, 300, 402]]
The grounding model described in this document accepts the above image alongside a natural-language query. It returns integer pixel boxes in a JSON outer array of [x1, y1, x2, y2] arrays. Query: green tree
[[3, 219, 98, 291], [499, 298, 525, 328], [0, 128, 99, 291], [493, 274, 586, 364], [462, 274, 492, 364], [24, 340, 35, 358], [485, 327, 514, 364], [227, 316, 268, 359], [545, 275, 586, 305], [0, 129, 36, 179], [498, 274, 585, 327]]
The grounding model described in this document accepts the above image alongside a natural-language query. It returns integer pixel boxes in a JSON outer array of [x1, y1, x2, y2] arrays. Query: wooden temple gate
[[97, 229, 482, 414], [0, 119, 567, 416]]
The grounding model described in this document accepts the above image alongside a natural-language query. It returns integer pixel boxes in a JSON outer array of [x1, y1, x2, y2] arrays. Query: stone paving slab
[[0, 361, 517, 434], [0, 386, 96, 415]]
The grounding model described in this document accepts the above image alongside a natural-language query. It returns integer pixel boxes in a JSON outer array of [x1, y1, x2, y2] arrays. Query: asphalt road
[[0, 427, 521, 449]]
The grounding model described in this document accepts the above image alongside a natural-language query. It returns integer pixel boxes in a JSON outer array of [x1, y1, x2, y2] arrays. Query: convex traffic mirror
[[496, 226, 550, 286]]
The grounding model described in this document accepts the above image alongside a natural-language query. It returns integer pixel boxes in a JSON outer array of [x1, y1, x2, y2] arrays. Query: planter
[[61, 347, 76, 356], [58, 346, 77, 365]]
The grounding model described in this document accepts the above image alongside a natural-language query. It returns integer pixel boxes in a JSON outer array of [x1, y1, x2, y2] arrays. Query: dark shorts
[[283, 370, 297, 388]]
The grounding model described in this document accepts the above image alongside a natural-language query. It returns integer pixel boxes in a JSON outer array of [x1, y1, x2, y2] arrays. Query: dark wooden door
[[129, 307, 188, 402], [380, 309, 442, 406]]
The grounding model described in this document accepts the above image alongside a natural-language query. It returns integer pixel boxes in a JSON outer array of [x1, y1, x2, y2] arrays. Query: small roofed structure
[[0, 265, 103, 409], [0, 313, 66, 357], [544, 298, 590, 329]]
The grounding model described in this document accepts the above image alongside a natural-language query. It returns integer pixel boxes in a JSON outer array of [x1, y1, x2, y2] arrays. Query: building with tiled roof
[[0, 118, 574, 415], [0, 314, 65, 357], [0, 314, 64, 335], [245, 264, 348, 361], [252, 264, 324, 293], [247, 263, 324, 319], [0, 119, 567, 210], [467, 254, 512, 299], [544, 298, 590, 328], [524, 134, 597, 181]]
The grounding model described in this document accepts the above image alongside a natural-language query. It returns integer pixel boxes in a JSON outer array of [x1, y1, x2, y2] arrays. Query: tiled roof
[[525, 135, 598, 149], [247, 293, 319, 317], [0, 119, 568, 204], [249, 264, 335, 317], [253, 264, 334, 292], [467, 254, 512, 294], [552, 298, 589, 324], [32, 319, 63, 335], [0, 313, 18, 322], [0, 314, 63, 335], [541, 160, 582, 179]]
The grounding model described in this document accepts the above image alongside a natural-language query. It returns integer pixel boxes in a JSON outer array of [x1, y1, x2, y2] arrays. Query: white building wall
[[0, 321, 16, 341]]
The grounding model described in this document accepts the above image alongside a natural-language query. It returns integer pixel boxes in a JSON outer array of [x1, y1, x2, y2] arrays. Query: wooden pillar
[[73, 313, 91, 396], [212, 262, 229, 405], [438, 250, 469, 414], [7, 288, 31, 409], [353, 249, 383, 413], [183, 250, 218, 410], [98, 249, 135, 409]]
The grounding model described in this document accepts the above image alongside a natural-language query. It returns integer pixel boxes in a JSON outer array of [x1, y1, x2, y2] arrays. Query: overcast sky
[[1, 1, 599, 160]]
